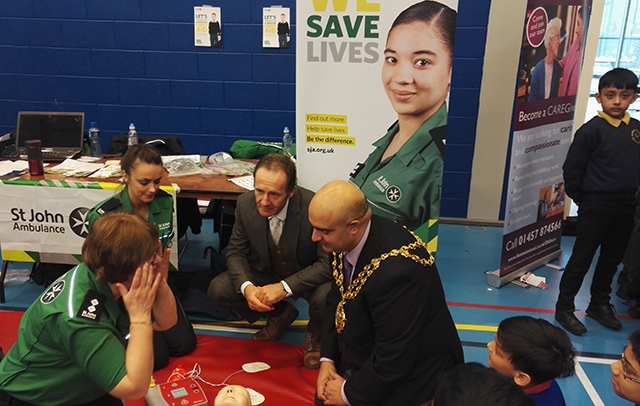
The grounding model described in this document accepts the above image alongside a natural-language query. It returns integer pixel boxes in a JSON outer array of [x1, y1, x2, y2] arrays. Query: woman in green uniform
[[89, 144, 196, 370], [0, 212, 162, 406], [349, 1, 456, 232]]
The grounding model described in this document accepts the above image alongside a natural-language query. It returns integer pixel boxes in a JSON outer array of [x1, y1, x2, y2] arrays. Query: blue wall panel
[[0, 0, 492, 219]]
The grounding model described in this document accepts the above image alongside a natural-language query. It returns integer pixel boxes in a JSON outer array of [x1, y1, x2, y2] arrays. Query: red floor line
[[446, 301, 636, 320]]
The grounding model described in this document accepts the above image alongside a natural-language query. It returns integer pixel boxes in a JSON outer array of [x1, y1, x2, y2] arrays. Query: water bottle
[[88, 122, 101, 157], [127, 123, 138, 148], [282, 126, 292, 157]]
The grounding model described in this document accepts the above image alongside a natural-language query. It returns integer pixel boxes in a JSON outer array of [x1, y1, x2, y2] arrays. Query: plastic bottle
[[127, 123, 138, 148], [88, 122, 101, 157], [282, 126, 292, 157]]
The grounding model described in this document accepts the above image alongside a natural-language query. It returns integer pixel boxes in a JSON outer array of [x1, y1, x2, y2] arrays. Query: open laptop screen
[[16, 112, 85, 149]]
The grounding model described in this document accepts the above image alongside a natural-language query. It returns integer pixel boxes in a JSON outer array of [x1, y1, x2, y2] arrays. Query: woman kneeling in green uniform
[[0, 212, 163, 405], [89, 144, 197, 370]]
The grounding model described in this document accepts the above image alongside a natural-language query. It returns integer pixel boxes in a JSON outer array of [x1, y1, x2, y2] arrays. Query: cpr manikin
[[214, 385, 251, 406]]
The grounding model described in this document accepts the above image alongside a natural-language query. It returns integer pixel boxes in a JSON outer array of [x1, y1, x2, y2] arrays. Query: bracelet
[[130, 321, 153, 326]]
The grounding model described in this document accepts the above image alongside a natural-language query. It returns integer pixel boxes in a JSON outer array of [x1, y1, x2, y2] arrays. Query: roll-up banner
[[297, 0, 458, 254], [488, 0, 591, 287]]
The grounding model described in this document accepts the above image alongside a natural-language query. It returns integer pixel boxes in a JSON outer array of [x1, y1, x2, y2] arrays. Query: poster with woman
[[297, 0, 458, 253]]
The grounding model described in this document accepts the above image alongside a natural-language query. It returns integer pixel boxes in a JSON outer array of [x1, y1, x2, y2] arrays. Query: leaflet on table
[[91, 162, 122, 179], [44, 159, 104, 177], [0, 160, 29, 176], [229, 175, 254, 190]]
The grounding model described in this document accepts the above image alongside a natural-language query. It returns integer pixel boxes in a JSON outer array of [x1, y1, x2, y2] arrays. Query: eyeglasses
[[621, 350, 640, 385]]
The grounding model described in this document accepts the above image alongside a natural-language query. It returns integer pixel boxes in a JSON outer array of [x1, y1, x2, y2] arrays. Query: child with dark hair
[[433, 362, 533, 406], [488, 316, 576, 405], [611, 330, 640, 405], [556, 67, 640, 335]]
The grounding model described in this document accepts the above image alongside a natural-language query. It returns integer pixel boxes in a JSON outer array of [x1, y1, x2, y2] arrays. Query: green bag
[[229, 140, 296, 158]]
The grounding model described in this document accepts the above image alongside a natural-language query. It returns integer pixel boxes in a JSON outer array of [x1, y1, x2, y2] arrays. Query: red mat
[[0, 312, 317, 405], [0, 311, 23, 353], [126, 334, 317, 405]]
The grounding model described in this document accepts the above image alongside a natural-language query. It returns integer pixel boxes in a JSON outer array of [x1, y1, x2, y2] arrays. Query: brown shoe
[[252, 303, 299, 342], [303, 332, 321, 369]]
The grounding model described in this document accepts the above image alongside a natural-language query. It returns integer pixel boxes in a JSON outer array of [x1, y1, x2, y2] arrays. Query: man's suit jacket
[[226, 186, 331, 295], [321, 215, 464, 406]]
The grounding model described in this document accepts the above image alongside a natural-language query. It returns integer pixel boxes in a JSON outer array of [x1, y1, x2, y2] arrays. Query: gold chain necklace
[[333, 229, 434, 334]]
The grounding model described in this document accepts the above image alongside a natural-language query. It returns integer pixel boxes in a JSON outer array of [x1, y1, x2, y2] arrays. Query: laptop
[[3, 111, 85, 162]]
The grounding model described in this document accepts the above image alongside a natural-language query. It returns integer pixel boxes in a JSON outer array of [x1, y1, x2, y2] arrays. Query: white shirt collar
[[270, 198, 289, 223]]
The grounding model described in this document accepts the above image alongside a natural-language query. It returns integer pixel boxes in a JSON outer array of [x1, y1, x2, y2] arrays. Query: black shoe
[[617, 284, 633, 301], [629, 305, 640, 319], [555, 310, 587, 336], [586, 304, 622, 330]]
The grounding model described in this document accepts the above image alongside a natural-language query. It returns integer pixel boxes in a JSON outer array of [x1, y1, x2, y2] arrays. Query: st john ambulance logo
[[386, 186, 401, 203], [41, 280, 65, 304], [69, 207, 91, 238]]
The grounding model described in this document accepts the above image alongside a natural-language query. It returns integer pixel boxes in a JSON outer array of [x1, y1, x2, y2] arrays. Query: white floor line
[[577, 355, 617, 365], [575, 360, 607, 406]]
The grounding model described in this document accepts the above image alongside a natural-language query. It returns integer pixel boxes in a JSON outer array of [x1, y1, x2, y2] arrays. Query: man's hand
[[258, 282, 288, 306], [316, 361, 336, 403], [244, 284, 273, 312], [323, 369, 346, 405]]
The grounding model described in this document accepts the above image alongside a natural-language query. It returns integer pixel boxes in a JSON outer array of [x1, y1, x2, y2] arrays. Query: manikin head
[[214, 385, 251, 406]]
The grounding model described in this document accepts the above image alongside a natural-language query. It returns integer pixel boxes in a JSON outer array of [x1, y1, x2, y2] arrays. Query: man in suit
[[208, 154, 331, 369], [310, 180, 463, 406]]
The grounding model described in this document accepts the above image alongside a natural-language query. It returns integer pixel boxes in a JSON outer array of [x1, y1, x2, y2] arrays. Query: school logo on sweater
[[632, 129, 640, 144]]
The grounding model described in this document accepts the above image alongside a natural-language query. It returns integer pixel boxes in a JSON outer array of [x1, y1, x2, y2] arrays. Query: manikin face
[[381, 21, 452, 124], [595, 86, 638, 120], [611, 344, 640, 403], [123, 159, 164, 206], [253, 167, 295, 218], [214, 385, 251, 406]]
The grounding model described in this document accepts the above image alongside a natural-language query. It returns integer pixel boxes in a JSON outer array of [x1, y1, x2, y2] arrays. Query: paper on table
[[0, 160, 29, 176], [161, 155, 201, 164], [229, 175, 254, 190], [45, 159, 105, 177], [92, 163, 122, 179]]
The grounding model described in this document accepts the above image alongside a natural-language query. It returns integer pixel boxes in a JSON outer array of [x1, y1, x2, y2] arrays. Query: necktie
[[270, 216, 283, 244], [344, 256, 354, 286]]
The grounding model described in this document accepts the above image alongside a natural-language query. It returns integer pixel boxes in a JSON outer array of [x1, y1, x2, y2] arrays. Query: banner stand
[[487, 249, 561, 288]]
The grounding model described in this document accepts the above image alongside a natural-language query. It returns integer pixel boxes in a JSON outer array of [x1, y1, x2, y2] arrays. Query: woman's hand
[[116, 261, 161, 322]]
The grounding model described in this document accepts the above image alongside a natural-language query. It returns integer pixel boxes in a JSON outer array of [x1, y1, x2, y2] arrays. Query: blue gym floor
[[1, 220, 634, 405]]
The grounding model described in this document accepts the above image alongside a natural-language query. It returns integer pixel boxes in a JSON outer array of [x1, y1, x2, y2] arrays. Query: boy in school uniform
[[487, 316, 576, 406], [555, 68, 640, 336], [612, 329, 640, 405]]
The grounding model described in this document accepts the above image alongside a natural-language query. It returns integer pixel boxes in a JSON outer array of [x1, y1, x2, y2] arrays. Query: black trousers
[[152, 296, 198, 371], [556, 199, 636, 311]]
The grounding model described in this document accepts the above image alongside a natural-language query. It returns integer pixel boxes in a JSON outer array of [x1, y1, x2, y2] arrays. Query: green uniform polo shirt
[[88, 186, 174, 249], [349, 103, 447, 232], [0, 264, 128, 405]]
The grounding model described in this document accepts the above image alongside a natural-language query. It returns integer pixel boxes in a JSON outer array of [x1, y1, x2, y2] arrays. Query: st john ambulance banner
[[495, 1, 591, 284], [0, 179, 178, 269], [296, 0, 458, 254]]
